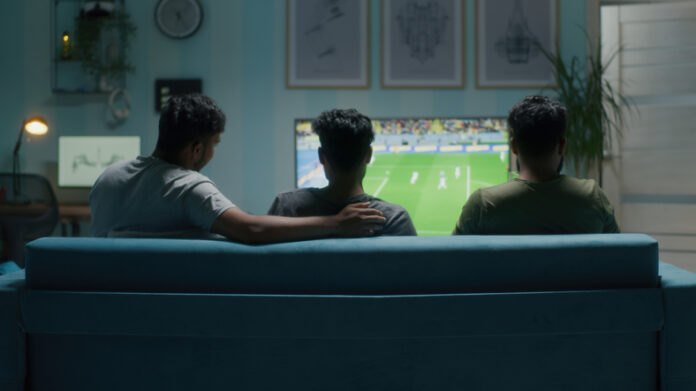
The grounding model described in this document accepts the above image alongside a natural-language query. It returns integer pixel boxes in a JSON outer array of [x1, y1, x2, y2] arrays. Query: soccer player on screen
[[452, 95, 620, 235], [268, 109, 417, 236], [438, 171, 447, 190]]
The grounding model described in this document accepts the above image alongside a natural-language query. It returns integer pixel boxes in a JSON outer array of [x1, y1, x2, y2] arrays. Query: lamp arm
[[13, 123, 24, 156], [12, 123, 25, 199]]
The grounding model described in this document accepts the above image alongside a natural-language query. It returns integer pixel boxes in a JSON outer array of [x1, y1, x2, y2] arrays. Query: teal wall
[[0, 0, 586, 215]]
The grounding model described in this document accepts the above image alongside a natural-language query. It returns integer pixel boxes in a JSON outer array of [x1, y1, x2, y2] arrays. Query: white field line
[[369, 164, 470, 169], [418, 230, 452, 235], [471, 180, 495, 187], [373, 177, 389, 197], [466, 165, 471, 198]]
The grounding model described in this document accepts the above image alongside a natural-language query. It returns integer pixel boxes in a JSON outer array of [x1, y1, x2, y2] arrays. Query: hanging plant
[[539, 34, 635, 181], [74, 8, 137, 88]]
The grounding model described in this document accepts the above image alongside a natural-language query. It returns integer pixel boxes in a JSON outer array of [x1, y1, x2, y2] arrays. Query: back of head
[[313, 109, 375, 172], [156, 93, 226, 157], [508, 95, 567, 157]]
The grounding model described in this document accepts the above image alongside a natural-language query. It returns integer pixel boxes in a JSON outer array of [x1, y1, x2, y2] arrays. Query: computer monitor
[[58, 136, 141, 187], [295, 117, 510, 235]]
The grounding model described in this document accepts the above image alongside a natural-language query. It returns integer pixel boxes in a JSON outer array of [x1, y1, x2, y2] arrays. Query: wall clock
[[155, 0, 203, 39]]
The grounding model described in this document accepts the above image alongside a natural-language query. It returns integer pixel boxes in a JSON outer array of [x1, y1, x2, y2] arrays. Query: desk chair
[[0, 173, 58, 267]]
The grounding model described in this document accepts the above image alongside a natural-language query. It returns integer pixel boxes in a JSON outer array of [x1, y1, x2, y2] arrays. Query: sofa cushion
[[25, 234, 658, 294]]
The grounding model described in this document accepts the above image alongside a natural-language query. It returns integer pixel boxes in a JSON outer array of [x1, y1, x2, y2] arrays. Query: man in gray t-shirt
[[269, 189, 415, 236], [90, 155, 235, 237], [268, 109, 416, 236]]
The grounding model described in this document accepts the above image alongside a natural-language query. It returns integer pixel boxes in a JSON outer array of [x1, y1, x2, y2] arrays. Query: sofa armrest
[[659, 262, 696, 391], [0, 271, 25, 391]]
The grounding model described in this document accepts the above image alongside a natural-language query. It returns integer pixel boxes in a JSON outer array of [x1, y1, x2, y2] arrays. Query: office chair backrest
[[0, 173, 59, 266]]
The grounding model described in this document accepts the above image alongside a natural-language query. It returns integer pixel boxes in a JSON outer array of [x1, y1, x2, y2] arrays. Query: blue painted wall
[[0, 0, 586, 217]]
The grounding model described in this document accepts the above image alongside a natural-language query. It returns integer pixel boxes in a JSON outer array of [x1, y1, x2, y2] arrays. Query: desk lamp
[[12, 117, 49, 199]]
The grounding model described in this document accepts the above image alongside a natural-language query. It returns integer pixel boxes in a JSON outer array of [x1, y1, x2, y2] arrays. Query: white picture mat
[[382, 0, 463, 88], [476, 0, 557, 88], [287, 0, 369, 88], [58, 136, 141, 187]]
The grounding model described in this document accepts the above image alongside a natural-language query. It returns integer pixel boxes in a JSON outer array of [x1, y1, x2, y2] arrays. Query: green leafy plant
[[74, 10, 137, 88], [540, 39, 633, 180]]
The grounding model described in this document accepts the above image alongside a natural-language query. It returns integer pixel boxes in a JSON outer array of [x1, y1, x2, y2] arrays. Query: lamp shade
[[24, 117, 49, 135]]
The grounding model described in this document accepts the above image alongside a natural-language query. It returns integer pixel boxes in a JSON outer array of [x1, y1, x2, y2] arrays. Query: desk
[[58, 203, 90, 236], [0, 203, 50, 217]]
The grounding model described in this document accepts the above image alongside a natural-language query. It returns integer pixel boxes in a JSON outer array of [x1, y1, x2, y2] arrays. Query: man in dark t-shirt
[[453, 95, 620, 235], [269, 109, 417, 236]]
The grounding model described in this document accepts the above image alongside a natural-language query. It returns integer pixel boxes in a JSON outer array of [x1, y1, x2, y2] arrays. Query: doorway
[[599, 1, 696, 271]]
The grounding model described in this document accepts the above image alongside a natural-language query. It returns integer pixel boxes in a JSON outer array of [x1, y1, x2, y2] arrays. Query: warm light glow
[[24, 117, 49, 135], [63, 33, 69, 43]]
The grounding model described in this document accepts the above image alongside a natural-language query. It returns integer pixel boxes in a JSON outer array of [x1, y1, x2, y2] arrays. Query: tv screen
[[295, 117, 510, 235], [58, 136, 141, 187]]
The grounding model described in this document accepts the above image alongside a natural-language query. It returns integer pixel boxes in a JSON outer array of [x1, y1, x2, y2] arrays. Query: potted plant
[[74, 1, 137, 91], [540, 40, 633, 182]]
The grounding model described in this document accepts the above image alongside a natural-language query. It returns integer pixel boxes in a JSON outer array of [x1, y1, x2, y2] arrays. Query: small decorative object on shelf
[[52, 0, 136, 94], [154, 79, 202, 112], [61, 31, 72, 59], [82, 0, 115, 17]]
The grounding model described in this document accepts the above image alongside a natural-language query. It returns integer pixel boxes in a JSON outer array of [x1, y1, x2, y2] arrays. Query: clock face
[[155, 0, 203, 39]]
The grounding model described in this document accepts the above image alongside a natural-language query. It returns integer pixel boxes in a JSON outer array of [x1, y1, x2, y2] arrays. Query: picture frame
[[286, 0, 370, 89], [476, 0, 559, 89], [381, 0, 464, 89]]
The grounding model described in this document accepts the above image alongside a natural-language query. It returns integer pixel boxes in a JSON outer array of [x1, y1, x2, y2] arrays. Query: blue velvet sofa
[[1, 234, 695, 390]]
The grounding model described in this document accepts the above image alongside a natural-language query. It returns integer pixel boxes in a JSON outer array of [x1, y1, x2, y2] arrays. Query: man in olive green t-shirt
[[453, 95, 619, 235]]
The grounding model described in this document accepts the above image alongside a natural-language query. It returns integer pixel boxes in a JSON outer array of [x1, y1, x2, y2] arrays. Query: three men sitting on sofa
[[89, 93, 619, 242]]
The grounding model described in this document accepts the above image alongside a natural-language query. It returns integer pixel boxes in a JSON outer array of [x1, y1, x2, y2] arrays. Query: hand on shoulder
[[332, 202, 386, 237]]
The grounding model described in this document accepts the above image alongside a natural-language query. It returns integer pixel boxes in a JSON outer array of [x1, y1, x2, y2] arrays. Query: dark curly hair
[[156, 93, 226, 156], [508, 95, 567, 157], [313, 109, 374, 172]]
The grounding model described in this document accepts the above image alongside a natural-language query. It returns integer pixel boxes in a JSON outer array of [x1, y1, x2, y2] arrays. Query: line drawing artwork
[[493, 0, 540, 64], [383, 0, 462, 88], [396, 1, 449, 64], [289, 0, 366, 87], [303, 0, 347, 64], [72, 148, 125, 173]]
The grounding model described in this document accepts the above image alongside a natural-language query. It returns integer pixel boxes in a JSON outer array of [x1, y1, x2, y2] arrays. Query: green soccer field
[[363, 153, 510, 235]]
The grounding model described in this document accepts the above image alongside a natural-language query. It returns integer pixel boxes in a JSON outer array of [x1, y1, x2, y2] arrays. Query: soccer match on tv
[[296, 117, 511, 235]]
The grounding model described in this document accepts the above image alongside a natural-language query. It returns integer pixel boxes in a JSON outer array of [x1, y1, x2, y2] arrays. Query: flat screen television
[[295, 117, 510, 235], [58, 136, 141, 187]]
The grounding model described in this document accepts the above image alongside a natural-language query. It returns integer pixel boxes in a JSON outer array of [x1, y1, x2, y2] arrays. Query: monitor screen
[[58, 136, 141, 187], [295, 117, 510, 235]]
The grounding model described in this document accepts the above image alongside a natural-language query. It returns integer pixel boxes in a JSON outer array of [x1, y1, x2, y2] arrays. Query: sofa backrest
[[25, 234, 658, 294]]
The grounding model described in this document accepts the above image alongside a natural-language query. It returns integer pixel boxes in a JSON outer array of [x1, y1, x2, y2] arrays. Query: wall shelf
[[51, 0, 132, 94]]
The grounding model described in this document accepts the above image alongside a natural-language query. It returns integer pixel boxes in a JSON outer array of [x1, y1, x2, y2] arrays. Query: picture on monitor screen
[[58, 136, 141, 187], [295, 117, 510, 235]]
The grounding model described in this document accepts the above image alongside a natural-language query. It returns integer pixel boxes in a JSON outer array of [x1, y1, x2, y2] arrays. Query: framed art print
[[287, 0, 370, 89], [382, 0, 464, 88], [476, 0, 558, 89]]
